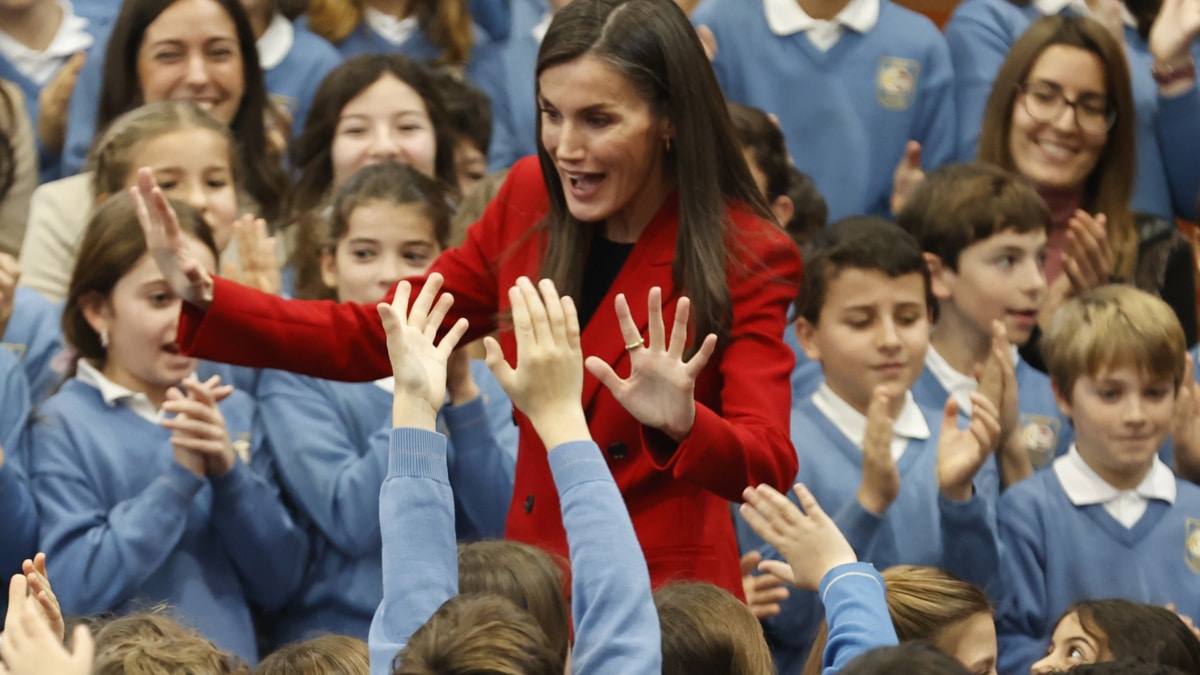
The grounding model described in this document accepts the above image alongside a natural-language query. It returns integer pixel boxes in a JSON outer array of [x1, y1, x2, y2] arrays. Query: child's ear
[[794, 316, 821, 362], [319, 248, 338, 292], [771, 195, 794, 229], [1051, 379, 1073, 419], [924, 252, 953, 301], [79, 291, 112, 338]]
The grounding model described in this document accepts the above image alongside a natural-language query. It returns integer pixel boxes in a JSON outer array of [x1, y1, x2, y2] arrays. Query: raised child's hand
[[0, 590, 93, 675], [131, 168, 214, 308], [937, 392, 1002, 502], [1172, 355, 1200, 483], [161, 376, 238, 477], [377, 274, 469, 430], [20, 553, 63, 644], [890, 140, 924, 216], [486, 277, 588, 449], [739, 483, 857, 592], [220, 215, 281, 296], [585, 288, 717, 442], [740, 551, 790, 619], [857, 388, 899, 515]]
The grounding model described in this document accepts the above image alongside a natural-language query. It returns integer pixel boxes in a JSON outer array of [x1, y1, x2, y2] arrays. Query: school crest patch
[[876, 56, 920, 110], [233, 432, 252, 465], [1187, 519, 1200, 575], [1, 342, 25, 361], [1018, 413, 1061, 470]]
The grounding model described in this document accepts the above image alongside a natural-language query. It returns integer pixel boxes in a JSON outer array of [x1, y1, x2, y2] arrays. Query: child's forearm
[[819, 562, 898, 674], [368, 428, 458, 675], [550, 440, 662, 675]]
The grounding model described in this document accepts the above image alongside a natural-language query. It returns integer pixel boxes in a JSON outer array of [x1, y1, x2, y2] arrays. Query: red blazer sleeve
[[176, 159, 545, 381], [642, 215, 802, 501]]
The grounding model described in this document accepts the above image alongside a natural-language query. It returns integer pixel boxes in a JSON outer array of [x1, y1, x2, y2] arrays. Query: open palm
[[377, 274, 468, 413]]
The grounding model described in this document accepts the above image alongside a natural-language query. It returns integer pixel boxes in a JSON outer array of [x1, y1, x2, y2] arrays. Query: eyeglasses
[[1016, 81, 1116, 135]]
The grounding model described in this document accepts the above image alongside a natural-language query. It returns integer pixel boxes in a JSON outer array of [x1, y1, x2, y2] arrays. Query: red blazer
[[178, 157, 801, 596]]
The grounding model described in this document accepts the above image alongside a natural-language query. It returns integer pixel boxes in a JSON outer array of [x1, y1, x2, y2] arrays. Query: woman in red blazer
[[134, 0, 801, 597]]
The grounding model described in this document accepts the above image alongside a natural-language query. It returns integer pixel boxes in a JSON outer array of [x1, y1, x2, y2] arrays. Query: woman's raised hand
[[486, 277, 589, 450], [585, 288, 717, 442], [377, 273, 469, 430], [130, 168, 214, 309]]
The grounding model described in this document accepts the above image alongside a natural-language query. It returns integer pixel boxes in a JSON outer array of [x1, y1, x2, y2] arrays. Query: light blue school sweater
[[0, 347, 37, 629], [2, 287, 65, 403], [911, 355, 1075, 470], [29, 379, 309, 664], [257, 360, 517, 644], [738, 395, 999, 675], [367, 429, 661, 675], [468, 0, 512, 42], [995, 466, 1200, 675], [817, 563, 900, 675], [332, 21, 514, 173], [489, 0, 545, 169], [945, 0, 1200, 221], [692, 0, 957, 221], [59, 20, 340, 177]]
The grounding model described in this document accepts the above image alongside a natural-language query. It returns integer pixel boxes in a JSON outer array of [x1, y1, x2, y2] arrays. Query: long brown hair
[[976, 14, 1137, 278], [97, 0, 289, 224], [534, 0, 775, 341], [306, 0, 474, 65], [802, 566, 993, 675], [1063, 599, 1200, 671]]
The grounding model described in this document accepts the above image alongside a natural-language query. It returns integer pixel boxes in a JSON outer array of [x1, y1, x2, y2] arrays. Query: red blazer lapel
[[580, 195, 680, 412]]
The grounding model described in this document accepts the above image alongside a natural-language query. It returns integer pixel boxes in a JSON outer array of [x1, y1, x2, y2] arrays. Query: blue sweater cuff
[[209, 460, 250, 496], [938, 490, 988, 523], [548, 441, 610, 493], [1159, 82, 1200, 109], [388, 427, 450, 483], [161, 462, 207, 502], [442, 394, 487, 429], [818, 562, 884, 606]]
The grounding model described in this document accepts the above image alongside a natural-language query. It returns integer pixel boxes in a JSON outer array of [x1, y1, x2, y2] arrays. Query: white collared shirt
[[764, 0, 880, 51], [0, 1, 93, 86], [924, 346, 979, 415], [373, 376, 395, 392], [256, 11, 294, 71], [1053, 445, 1176, 528], [363, 7, 418, 47], [812, 383, 930, 461], [1032, 0, 1137, 28], [75, 359, 166, 425]]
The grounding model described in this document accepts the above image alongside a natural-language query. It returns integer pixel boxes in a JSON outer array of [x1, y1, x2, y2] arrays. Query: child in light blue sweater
[[0, 345, 37, 627], [28, 193, 307, 665], [997, 285, 1200, 674], [367, 275, 661, 674], [258, 162, 516, 643]]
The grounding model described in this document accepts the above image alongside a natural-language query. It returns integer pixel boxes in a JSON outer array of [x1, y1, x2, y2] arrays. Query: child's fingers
[[483, 336, 516, 393], [517, 277, 553, 345], [436, 318, 470, 357], [169, 436, 231, 458], [940, 396, 961, 436], [792, 483, 826, 521], [756, 559, 796, 585], [736, 503, 778, 545], [739, 550, 762, 576], [562, 296, 582, 352], [392, 280, 413, 328], [424, 291, 456, 342], [409, 274, 444, 329], [537, 279, 568, 344], [753, 484, 802, 527], [508, 284, 535, 350], [72, 625, 96, 665]]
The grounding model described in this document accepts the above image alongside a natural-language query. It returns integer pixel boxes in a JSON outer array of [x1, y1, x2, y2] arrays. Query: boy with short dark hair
[[898, 162, 1068, 483], [739, 216, 1001, 674], [997, 285, 1200, 674]]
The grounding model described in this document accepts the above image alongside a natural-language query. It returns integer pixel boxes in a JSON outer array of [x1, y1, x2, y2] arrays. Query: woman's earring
[[100, 328, 110, 348]]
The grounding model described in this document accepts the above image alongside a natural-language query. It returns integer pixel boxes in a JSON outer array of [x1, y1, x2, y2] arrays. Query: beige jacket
[[18, 172, 93, 303], [0, 80, 38, 257]]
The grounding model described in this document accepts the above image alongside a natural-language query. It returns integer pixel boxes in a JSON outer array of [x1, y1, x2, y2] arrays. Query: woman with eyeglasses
[[977, 14, 1197, 347]]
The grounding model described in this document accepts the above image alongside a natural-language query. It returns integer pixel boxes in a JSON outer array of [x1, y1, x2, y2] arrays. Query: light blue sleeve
[[440, 362, 516, 538], [207, 425, 310, 612], [1156, 83, 1200, 221], [910, 29, 958, 170], [30, 417, 205, 615], [549, 441, 661, 675], [60, 37, 106, 177], [0, 347, 35, 584], [368, 428, 458, 675], [995, 491, 1051, 675], [819, 562, 899, 675], [939, 491, 1001, 596], [5, 288, 67, 404], [944, 0, 1024, 160], [258, 373, 388, 557]]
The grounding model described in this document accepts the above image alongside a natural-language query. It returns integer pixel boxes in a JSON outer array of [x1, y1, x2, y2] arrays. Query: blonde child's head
[[254, 634, 369, 675], [91, 611, 248, 675]]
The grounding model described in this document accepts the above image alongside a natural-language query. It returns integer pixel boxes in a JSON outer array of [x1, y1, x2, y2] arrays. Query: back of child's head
[[392, 593, 564, 675], [896, 162, 1050, 271], [91, 611, 248, 675], [296, 161, 451, 301], [653, 582, 774, 675], [784, 166, 827, 248], [254, 634, 369, 675], [89, 101, 239, 199], [1042, 285, 1188, 400], [838, 643, 971, 675], [456, 539, 569, 662], [450, 169, 509, 248], [727, 102, 789, 203], [1069, 663, 1190, 675], [1060, 600, 1200, 672], [795, 216, 934, 325], [63, 193, 216, 367]]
